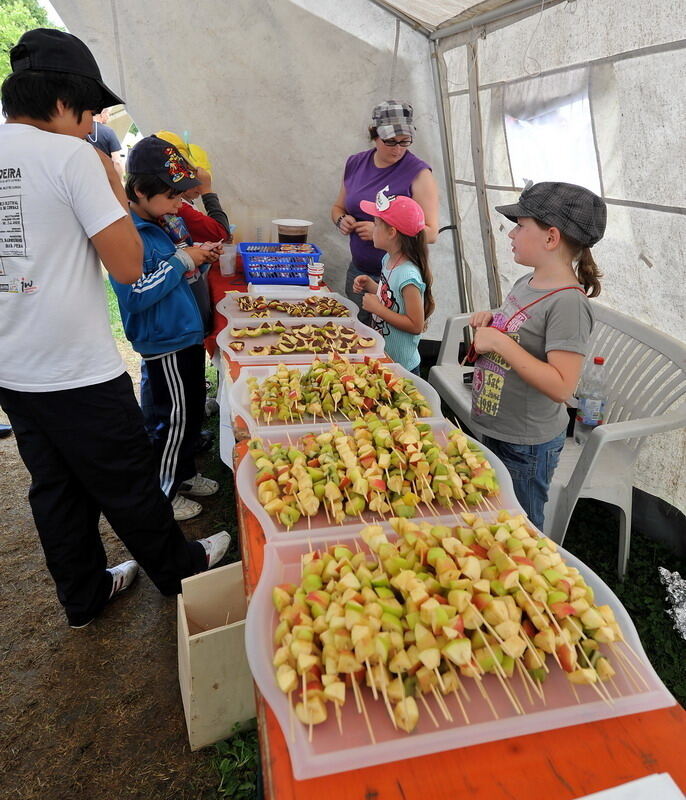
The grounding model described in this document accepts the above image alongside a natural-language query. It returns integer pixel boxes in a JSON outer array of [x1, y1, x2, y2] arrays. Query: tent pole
[[430, 39, 470, 314], [365, 0, 429, 35], [430, 0, 563, 41]]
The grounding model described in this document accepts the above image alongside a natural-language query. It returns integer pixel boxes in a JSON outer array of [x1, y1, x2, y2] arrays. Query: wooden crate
[[177, 561, 255, 750]]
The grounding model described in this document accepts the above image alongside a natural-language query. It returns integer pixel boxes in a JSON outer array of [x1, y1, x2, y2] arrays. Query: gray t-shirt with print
[[471, 276, 593, 445]]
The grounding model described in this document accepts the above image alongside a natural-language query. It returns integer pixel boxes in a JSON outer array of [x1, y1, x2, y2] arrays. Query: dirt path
[[0, 342, 236, 799]]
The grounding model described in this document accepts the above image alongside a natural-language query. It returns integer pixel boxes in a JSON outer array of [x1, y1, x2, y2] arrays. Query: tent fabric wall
[[54, 0, 460, 340], [50, 0, 684, 515], [438, 0, 686, 516]]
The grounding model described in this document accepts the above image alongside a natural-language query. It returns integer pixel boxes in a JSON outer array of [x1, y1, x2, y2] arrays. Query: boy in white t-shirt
[[0, 29, 230, 629]]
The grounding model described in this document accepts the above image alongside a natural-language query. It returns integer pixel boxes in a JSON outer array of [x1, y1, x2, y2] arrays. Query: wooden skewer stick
[[431, 685, 453, 722], [378, 680, 397, 730], [609, 675, 623, 699], [365, 659, 379, 701], [445, 665, 470, 724], [518, 627, 550, 674], [288, 691, 296, 742], [569, 681, 581, 704], [309, 721, 313, 743], [536, 678, 546, 706], [617, 638, 652, 684], [434, 668, 447, 693], [575, 645, 614, 705], [418, 692, 440, 728], [473, 673, 499, 720], [515, 660, 534, 705], [609, 646, 642, 692], [334, 701, 343, 735], [351, 675, 376, 744], [610, 642, 650, 691]]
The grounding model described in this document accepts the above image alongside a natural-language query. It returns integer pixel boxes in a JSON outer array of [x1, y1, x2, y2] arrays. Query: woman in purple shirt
[[331, 100, 439, 324]]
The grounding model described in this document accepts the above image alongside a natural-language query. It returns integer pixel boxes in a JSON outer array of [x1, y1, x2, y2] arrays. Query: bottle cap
[[593, 356, 605, 364]]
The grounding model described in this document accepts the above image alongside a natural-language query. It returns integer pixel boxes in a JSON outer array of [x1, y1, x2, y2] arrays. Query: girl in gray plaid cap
[[468, 181, 606, 529]]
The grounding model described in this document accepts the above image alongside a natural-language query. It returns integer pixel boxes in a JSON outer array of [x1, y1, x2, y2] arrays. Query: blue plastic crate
[[238, 242, 322, 285]]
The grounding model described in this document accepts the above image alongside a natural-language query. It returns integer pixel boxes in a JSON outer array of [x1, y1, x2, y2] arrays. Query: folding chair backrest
[[583, 304, 686, 452]]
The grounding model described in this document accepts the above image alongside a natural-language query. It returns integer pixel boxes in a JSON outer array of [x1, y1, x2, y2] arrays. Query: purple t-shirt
[[344, 148, 431, 275]]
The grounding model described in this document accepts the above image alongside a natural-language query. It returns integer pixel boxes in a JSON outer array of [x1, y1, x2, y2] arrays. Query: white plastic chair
[[429, 304, 686, 578]]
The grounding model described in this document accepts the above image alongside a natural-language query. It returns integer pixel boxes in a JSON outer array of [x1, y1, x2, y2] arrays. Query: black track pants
[[0, 373, 207, 627], [144, 345, 206, 498]]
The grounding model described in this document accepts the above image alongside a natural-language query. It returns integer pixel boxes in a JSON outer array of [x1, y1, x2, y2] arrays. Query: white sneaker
[[108, 560, 139, 598], [198, 531, 231, 568], [69, 560, 139, 629], [172, 493, 203, 521], [179, 473, 219, 497]]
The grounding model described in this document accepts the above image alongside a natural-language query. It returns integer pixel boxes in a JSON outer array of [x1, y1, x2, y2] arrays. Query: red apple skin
[[470, 544, 488, 559], [557, 579, 572, 595], [512, 556, 535, 567], [557, 643, 577, 673], [307, 458, 321, 468], [451, 615, 465, 636], [339, 476, 352, 490], [521, 619, 537, 638], [550, 602, 576, 619], [433, 594, 448, 605], [473, 593, 492, 611]]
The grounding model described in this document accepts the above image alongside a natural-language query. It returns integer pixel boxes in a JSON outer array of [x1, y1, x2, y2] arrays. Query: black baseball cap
[[10, 28, 123, 109], [496, 182, 607, 247], [127, 136, 201, 192]]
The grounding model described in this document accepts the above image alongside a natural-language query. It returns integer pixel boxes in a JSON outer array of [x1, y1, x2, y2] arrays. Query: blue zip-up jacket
[[109, 210, 205, 357]]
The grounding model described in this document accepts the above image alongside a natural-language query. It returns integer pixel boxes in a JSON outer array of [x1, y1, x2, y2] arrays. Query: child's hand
[[352, 274, 372, 294], [196, 167, 213, 194], [473, 326, 507, 355], [354, 221, 374, 241], [470, 310, 493, 329], [361, 292, 382, 314], [185, 246, 216, 267]]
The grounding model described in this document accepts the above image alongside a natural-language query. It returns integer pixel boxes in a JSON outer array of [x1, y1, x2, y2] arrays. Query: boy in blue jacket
[[110, 136, 219, 521]]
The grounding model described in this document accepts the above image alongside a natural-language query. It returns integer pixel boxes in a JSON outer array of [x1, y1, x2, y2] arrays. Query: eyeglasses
[[381, 138, 412, 148]]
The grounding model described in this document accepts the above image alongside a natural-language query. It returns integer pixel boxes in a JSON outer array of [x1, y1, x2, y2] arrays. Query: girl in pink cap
[[352, 189, 434, 374]]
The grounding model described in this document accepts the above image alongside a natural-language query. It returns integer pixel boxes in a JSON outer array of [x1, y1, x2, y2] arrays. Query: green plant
[[564, 499, 686, 707], [212, 723, 260, 800], [104, 279, 125, 341]]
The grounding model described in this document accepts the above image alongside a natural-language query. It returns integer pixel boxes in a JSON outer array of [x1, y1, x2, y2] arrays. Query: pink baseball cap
[[360, 186, 426, 236]]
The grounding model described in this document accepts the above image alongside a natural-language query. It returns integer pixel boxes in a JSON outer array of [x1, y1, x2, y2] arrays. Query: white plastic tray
[[217, 318, 385, 366], [217, 290, 358, 322], [228, 361, 445, 435], [245, 523, 675, 780], [236, 420, 521, 541]]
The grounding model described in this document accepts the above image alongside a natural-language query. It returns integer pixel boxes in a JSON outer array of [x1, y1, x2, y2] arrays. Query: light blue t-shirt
[[371, 255, 425, 371]]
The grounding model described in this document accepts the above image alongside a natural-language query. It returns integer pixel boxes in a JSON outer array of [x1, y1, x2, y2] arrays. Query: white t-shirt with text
[[0, 123, 126, 391]]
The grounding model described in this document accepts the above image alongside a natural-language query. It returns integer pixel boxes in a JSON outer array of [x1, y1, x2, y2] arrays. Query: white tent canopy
[[53, 0, 685, 520]]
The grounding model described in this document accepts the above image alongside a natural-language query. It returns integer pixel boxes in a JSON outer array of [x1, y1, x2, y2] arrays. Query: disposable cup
[[308, 262, 324, 290]]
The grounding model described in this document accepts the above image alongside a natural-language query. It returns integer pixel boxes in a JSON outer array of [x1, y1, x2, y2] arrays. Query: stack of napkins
[[575, 774, 683, 800]]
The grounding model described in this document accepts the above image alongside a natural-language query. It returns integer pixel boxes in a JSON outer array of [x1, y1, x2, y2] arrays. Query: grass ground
[[104, 283, 684, 797]]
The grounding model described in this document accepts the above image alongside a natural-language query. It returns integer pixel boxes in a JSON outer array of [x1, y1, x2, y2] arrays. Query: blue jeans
[[481, 431, 566, 530]]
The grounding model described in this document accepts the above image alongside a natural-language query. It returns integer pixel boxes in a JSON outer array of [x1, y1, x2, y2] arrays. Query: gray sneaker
[[172, 493, 203, 521], [198, 531, 231, 569]]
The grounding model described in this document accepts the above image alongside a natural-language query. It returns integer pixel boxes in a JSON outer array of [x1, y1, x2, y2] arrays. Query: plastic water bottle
[[574, 356, 607, 445]]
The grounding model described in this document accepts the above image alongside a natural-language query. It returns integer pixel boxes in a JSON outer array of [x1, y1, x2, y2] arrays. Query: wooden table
[[208, 267, 686, 800]]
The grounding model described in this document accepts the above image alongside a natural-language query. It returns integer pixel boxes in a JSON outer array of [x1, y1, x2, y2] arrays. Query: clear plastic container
[[216, 291, 358, 323], [217, 319, 385, 366], [244, 523, 675, 780], [218, 245, 237, 276], [228, 361, 445, 436], [235, 420, 521, 541]]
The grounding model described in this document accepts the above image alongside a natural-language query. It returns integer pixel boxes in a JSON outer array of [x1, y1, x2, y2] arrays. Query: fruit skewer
[[269, 511, 633, 740], [246, 355, 434, 425], [249, 421, 500, 530]]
